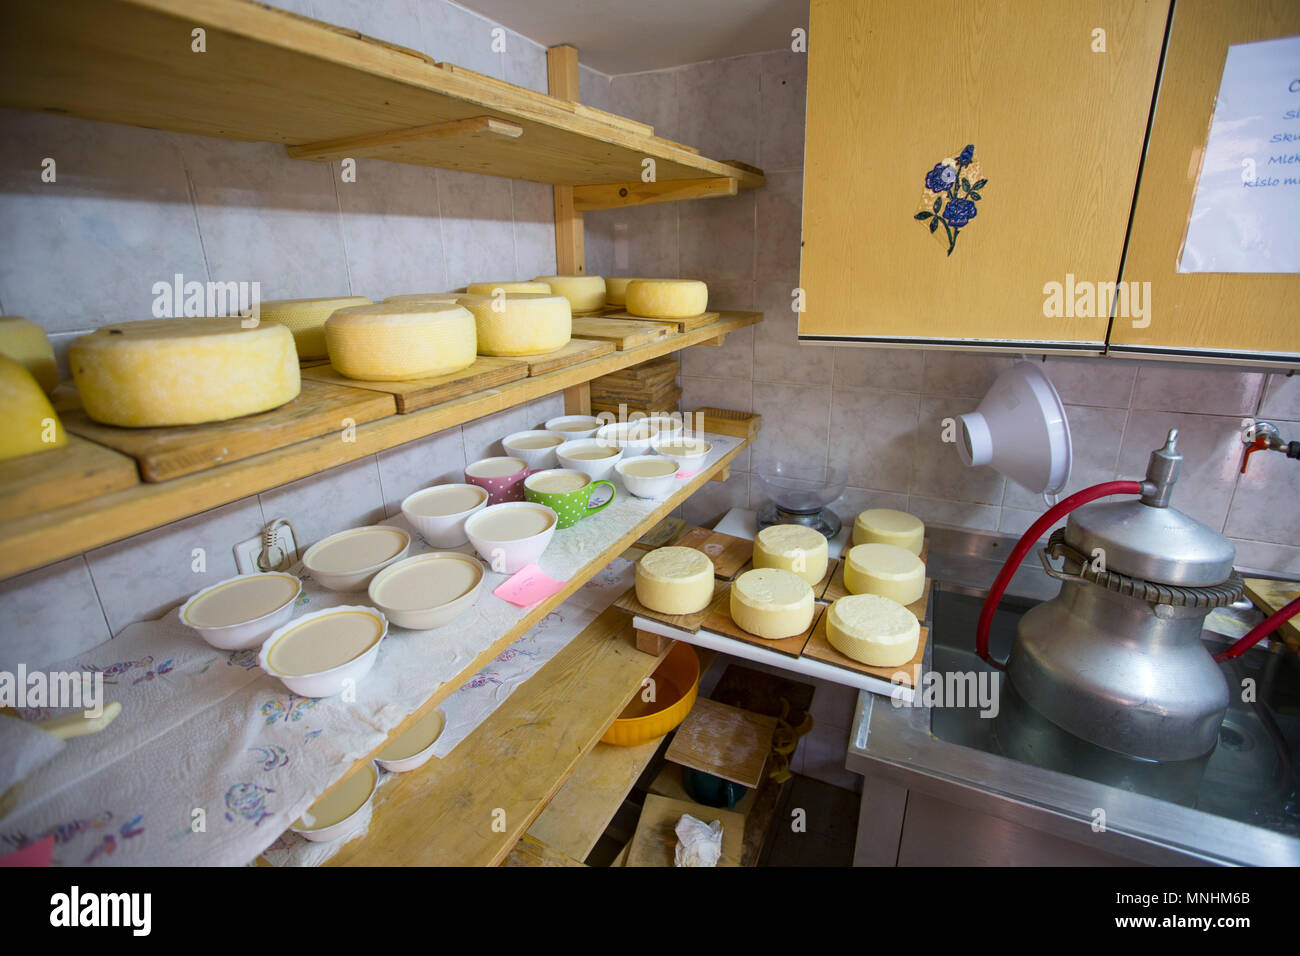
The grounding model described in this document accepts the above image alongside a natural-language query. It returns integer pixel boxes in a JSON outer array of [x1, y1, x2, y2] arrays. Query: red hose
[[1213, 595, 1300, 662], [977, 480, 1143, 669]]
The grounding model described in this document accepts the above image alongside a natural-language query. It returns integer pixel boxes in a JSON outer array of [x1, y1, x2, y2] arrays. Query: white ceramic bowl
[[302, 526, 411, 591], [291, 761, 379, 842], [374, 710, 446, 773], [179, 572, 302, 650], [400, 483, 489, 548], [544, 414, 603, 440], [651, 434, 712, 474], [595, 420, 656, 457], [367, 552, 484, 630], [502, 429, 565, 470], [642, 415, 685, 440], [259, 605, 387, 698], [617, 455, 681, 499], [556, 438, 625, 481], [464, 501, 558, 574]]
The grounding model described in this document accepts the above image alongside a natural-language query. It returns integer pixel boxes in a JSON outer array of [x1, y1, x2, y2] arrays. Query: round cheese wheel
[[70, 318, 300, 427], [0, 355, 65, 459], [533, 275, 606, 313], [0, 316, 57, 393], [826, 594, 920, 667], [730, 568, 814, 640], [604, 277, 648, 307], [326, 302, 477, 381], [455, 293, 571, 356], [843, 543, 925, 606], [636, 546, 715, 615], [257, 296, 371, 360], [465, 280, 552, 295], [625, 279, 708, 319], [383, 292, 461, 305], [853, 507, 924, 554], [753, 524, 829, 586]]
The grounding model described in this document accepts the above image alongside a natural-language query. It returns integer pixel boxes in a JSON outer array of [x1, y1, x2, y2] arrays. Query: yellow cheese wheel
[[635, 546, 715, 615], [70, 318, 300, 427], [730, 568, 814, 639], [326, 302, 476, 381], [257, 296, 371, 360], [853, 508, 925, 553], [383, 293, 462, 305], [843, 543, 926, 606], [465, 281, 552, 295], [753, 524, 829, 586], [826, 594, 920, 667], [533, 275, 606, 313], [604, 277, 648, 307], [0, 316, 57, 393], [625, 279, 708, 319], [0, 355, 65, 459], [455, 293, 571, 356]]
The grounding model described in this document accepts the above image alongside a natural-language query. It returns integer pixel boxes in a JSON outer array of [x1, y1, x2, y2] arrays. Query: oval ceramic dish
[[367, 552, 484, 630], [501, 429, 564, 470], [400, 483, 488, 548], [301, 525, 411, 591], [544, 414, 603, 439], [291, 761, 379, 842], [601, 642, 699, 746], [651, 435, 712, 474], [374, 709, 446, 773], [617, 454, 681, 499], [595, 420, 656, 457], [180, 571, 302, 650], [259, 605, 387, 697], [464, 501, 557, 574], [556, 439, 624, 481]]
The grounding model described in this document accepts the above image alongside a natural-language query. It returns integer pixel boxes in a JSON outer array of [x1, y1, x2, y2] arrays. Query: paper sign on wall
[[1178, 35, 1300, 273]]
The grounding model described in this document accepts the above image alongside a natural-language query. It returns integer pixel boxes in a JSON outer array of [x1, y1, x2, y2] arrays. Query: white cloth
[[674, 813, 723, 867]]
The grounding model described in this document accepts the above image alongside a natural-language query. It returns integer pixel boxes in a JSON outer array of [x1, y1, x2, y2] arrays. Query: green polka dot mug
[[523, 469, 615, 529]]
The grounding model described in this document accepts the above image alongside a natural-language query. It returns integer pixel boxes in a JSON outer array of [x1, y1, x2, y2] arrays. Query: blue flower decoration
[[943, 197, 978, 228], [924, 163, 957, 193], [913, 142, 988, 256], [957, 144, 975, 166]]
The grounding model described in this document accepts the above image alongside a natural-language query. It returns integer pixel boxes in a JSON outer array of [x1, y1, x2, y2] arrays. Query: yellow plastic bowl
[[601, 642, 700, 746]]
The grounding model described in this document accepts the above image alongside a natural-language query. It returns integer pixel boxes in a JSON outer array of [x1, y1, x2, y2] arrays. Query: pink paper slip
[[493, 564, 567, 607], [675, 469, 702, 479]]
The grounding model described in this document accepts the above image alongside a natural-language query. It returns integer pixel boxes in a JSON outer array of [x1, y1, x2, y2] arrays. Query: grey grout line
[[327, 160, 355, 297]]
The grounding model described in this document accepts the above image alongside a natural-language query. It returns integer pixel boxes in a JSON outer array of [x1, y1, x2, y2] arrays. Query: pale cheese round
[[325, 302, 476, 381], [625, 279, 708, 319], [843, 543, 925, 606], [853, 507, 924, 554], [636, 546, 715, 615], [455, 292, 571, 356], [533, 275, 606, 313], [753, 524, 829, 586], [826, 594, 919, 667], [383, 292, 462, 305], [465, 280, 552, 295], [0, 316, 57, 393], [257, 296, 371, 360], [0, 355, 65, 459], [730, 567, 814, 640], [604, 277, 648, 307], [70, 318, 300, 427]]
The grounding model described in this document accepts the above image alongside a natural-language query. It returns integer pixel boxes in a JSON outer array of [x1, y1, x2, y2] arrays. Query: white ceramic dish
[[259, 605, 387, 697], [642, 415, 685, 440], [651, 435, 712, 474], [179, 572, 302, 650], [502, 429, 565, 470], [302, 525, 411, 591], [367, 552, 484, 630], [544, 414, 603, 440], [595, 420, 656, 457], [617, 455, 681, 499], [400, 483, 489, 548], [556, 439, 624, 481], [374, 709, 446, 773], [464, 501, 558, 574], [291, 761, 379, 842]]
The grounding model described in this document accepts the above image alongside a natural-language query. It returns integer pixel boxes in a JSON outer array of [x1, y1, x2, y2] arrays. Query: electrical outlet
[[234, 525, 297, 574]]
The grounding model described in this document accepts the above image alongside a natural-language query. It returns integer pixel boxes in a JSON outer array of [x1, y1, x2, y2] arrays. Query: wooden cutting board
[[496, 338, 614, 376], [571, 316, 677, 350], [703, 599, 824, 658], [0, 435, 139, 521], [672, 526, 754, 579], [664, 697, 778, 788], [603, 310, 720, 332], [302, 357, 527, 413], [613, 581, 730, 634], [626, 794, 746, 867], [1243, 577, 1300, 650], [62, 380, 396, 482], [802, 612, 929, 688]]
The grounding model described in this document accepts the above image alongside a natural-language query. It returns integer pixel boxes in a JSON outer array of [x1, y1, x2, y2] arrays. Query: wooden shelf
[[1, 0, 764, 193], [0, 311, 760, 580]]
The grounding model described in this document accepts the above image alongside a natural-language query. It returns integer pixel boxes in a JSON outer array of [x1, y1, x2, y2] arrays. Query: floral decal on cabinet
[[915, 144, 987, 255]]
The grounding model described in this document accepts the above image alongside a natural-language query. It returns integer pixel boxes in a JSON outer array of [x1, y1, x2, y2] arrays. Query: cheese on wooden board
[[604, 277, 647, 307], [752, 524, 829, 586], [325, 302, 476, 381], [455, 293, 571, 356], [256, 296, 371, 360], [636, 546, 715, 615], [826, 594, 920, 667], [853, 507, 924, 553], [465, 280, 552, 295], [0, 355, 65, 459], [0, 316, 57, 393], [625, 279, 708, 319], [533, 275, 606, 313], [843, 543, 925, 605], [730, 567, 814, 639], [70, 318, 300, 427]]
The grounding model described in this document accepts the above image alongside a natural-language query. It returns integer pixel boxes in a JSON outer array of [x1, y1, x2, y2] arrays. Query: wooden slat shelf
[[0, 311, 761, 580], [0, 0, 765, 193]]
